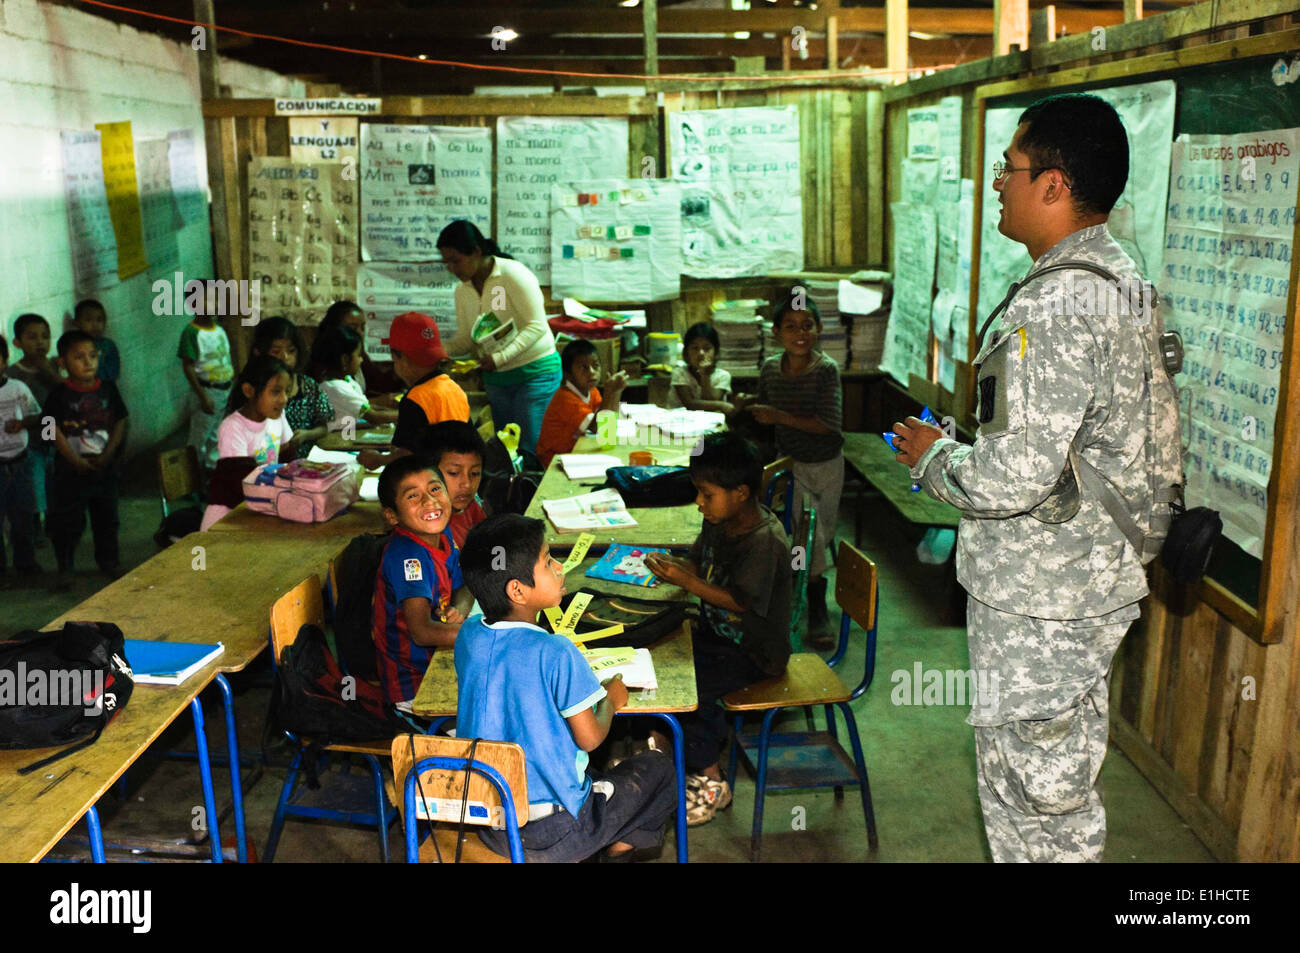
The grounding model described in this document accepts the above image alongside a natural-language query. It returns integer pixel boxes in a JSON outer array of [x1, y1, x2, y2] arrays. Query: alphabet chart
[[359, 124, 491, 262], [1159, 128, 1298, 558], [355, 261, 459, 358]]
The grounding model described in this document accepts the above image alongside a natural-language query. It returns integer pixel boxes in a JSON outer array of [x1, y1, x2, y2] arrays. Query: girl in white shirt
[[200, 355, 294, 530], [437, 220, 561, 457], [315, 324, 397, 430], [668, 322, 734, 414]]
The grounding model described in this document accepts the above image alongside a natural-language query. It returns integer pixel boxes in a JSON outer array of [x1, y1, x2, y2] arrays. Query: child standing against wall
[[178, 298, 234, 472]]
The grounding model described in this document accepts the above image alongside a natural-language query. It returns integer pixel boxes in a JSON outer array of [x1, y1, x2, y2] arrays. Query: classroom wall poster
[[668, 105, 803, 278], [880, 202, 938, 387], [359, 124, 491, 261], [934, 179, 975, 390], [60, 130, 119, 293], [549, 177, 682, 303], [247, 158, 359, 325], [290, 117, 359, 164], [135, 138, 183, 277], [497, 117, 629, 285], [356, 261, 459, 358], [95, 121, 148, 280], [1159, 128, 1298, 558], [977, 80, 1176, 328], [937, 95, 963, 204], [167, 128, 207, 225]]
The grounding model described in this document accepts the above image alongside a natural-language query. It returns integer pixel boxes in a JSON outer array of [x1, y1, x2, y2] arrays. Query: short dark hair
[[322, 299, 363, 327], [57, 329, 95, 358], [252, 316, 305, 371], [378, 454, 441, 511], [14, 313, 49, 338], [0, 334, 8, 363], [771, 286, 822, 329], [313, 324, 364, 379], [424, 420, 485, 468], [561, 338, 598, 379], [689, 430, 761, 497], [683, 321, 720, 354], [74, 299, 105, 322], [1016, 93, 1128, 216], [459, 515, 545, 623]]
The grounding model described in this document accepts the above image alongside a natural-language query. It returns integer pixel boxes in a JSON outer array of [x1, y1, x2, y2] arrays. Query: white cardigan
[[444, 256, 558, 374]]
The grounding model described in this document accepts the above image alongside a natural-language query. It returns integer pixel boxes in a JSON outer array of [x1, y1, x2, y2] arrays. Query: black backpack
[[331, 532, 391, 681], [0, 622, 134, 774], [545, 589, 697, 649], [603, 466, 697, 507]]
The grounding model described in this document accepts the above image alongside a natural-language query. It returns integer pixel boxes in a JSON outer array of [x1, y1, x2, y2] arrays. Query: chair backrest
[[269, 574, 325, 663], [830, 541, 878, 698], [391, 734, 529, 862], [762, 456, 795, 533], [157, 446, 200, 516]]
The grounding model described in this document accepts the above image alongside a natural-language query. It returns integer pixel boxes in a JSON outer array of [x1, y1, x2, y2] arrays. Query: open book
[[580, 646, 658, 691], [557, 453, 622, 480], [542, 488, 638, 534]]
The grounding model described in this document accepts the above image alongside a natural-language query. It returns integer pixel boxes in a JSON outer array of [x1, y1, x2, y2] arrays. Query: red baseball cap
[[382, 311, 448, 366]]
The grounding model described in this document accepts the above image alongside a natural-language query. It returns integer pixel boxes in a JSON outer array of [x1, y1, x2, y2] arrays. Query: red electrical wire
[[74, 0, 956, 83]]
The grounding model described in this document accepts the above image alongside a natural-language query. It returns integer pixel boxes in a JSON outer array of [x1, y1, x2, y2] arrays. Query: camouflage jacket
[[911, 223, 1163, 619]]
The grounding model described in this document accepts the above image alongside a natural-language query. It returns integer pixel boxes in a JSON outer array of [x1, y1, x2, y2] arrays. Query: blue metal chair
[[762, 455, 796, 534], [392, 734, 528, 863], [263, 575, 398, 863], [723, 540, 880, 861]]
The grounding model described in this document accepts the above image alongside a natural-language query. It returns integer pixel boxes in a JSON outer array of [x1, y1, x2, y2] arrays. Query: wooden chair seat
[[722, 653, 852, 710], [324, 738, 396, 757], [417, 826, 512, 864]]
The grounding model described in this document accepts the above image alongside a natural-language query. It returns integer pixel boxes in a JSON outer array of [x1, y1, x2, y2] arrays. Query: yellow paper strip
[[563, 622, 624, 642], [561, 533, 596, 573], [542, 607, 565, 631], [560, 592, 593, 633]]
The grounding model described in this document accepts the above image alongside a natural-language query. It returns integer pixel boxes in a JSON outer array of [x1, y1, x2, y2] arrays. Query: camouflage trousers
[[967, 598, 1136, 863]]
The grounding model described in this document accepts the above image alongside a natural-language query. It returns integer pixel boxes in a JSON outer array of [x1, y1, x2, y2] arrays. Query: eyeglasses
[[992, 161, 1072, 187]]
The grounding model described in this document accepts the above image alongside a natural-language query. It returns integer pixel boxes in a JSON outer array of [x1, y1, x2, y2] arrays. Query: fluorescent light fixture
[[493, 28, 519, 42], [620, 0, 640, 6], [416, 53, 429, 60], [909, 31, 951, 40]]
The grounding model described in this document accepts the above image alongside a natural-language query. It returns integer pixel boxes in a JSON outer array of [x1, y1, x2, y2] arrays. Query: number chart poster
[[669, 105, 803, 278], [1160, 128, 1298, 558], [356, 261, 459, 359], [247, 158, 359, 325], [497, 116, 629, 285], [360, 124, 491, 261], [60, 130, 119, 293], [549, 177, 682, 303]]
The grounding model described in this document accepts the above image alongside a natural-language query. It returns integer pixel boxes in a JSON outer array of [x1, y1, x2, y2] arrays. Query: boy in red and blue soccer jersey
[[371, 454, 474, 705]]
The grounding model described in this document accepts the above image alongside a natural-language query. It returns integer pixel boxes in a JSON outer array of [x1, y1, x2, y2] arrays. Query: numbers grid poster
[[60, 130, 119, 293], [549, 178, 682, 303], [1160, 128, 1298, 558], [356, 261, 459, 358], [360, 124, 491, 262], [669, 105, 803, 277], [497, 117, 629, 285]]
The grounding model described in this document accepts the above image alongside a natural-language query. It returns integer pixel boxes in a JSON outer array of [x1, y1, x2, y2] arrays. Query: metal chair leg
[[85, 806, 106, 863], [364, 753, 392, 864], [822, 704, 844, 800], [264, 748, 302, 863], [213, 674, 248, 862], [727, 713, 743, 791], [751, 708, 780, 863], [837, 701, 878, 851], [189, 696, 223, 863]]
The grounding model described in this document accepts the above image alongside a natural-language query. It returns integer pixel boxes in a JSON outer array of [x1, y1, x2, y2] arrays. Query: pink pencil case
[[242, 461, 360, 523]]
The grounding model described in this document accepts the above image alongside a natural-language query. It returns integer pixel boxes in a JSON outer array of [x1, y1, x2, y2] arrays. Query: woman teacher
[[438, 220, 561, 456]]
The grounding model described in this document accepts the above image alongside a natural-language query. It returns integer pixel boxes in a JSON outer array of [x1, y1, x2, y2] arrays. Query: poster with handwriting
[[136, 138, 183, 276], [549, 177, 682, 302], [669, 105, 803, 277], [60, 130, 119, 293], [359, 124, 490, 261], [247, 158, 358, 325], [167, 128, 206, 224], [880, 202, 937, 387], [356, 261, 459, 358], [497, 117, 629, 285], [937, 95, 963, 203], [95, 121, 148, 280], [1160, 129, 1298, 557]]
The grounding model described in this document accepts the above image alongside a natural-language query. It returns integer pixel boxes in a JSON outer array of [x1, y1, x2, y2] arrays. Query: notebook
[[542, 489, 638, 534], [123, 640, 225, 686], [580, 646, 658, 691], [557, 454, 622, 480], [585, 544, 670, 587]]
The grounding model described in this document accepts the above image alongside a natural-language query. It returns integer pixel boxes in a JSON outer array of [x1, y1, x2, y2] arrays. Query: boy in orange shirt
[[535, 339, 627, 468]]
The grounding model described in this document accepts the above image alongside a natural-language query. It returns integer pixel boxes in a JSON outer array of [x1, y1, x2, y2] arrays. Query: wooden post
[[643, 0, 658, 77], [1030, 5, 1057, 47], [827, 14, 839, 71], [993, 0, 1029, 55], [886, 0, 907, 83], [193, 0, 219, 100], [1124, 0, 1144, 23]]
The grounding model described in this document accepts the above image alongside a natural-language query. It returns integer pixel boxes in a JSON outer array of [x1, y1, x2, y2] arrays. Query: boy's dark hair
[[1017, 93, 1128, 216], [436, 219, 513, 261], [689, 430, 762, 497], [0, 334, 8, 362], [227, 353, 291, 412], [460, 514, 546, 623], [14, 313, 49, 338], [771, 286, 822, 329], [57, 329, 95, 358], [252, 316, 305, 371], [314, 324, 364, 379], [74, 299, 105, 322], [561, 338, 598, 379], [377, 454, 441, 511], [683, 321, 720, 354], [424, 420, 486, 467]]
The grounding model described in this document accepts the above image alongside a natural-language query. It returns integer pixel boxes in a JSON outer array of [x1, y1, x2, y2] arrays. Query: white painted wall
[[0, 0, 303, 455]]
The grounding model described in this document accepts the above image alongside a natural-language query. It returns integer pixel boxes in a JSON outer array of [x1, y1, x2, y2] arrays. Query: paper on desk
[[558, 454, 621, 480], [308, 446, 362, 465], [582, 647, 657, 691], [360, 475, 380, 502]]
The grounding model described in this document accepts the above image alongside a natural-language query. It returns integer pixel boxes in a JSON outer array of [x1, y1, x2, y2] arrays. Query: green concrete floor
[[9, 443, 1214, 863]]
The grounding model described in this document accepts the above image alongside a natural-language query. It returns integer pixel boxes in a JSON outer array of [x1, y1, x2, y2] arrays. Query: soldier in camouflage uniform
[[892, 94, 1174, 862]]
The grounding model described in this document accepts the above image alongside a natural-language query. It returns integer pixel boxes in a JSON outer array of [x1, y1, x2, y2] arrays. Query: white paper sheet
[[167, 129, 207, 225], [880, 203, 938, 387], [356, 260, 459, 358], [61, 130, 119, 293]]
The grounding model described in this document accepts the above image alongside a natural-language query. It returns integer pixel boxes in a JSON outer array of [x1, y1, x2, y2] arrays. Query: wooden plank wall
[[880, 6, 1300, 862]]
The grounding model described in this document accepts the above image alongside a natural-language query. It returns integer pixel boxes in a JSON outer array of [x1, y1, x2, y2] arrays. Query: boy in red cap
[[359, 312, 470, 469]]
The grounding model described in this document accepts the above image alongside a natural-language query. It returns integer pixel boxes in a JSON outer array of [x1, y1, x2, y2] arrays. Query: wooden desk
[[318, 424, 394, 452], [206, 501, 385, 537], [841, 432, 962, 529], [525, 442, 703, 548]]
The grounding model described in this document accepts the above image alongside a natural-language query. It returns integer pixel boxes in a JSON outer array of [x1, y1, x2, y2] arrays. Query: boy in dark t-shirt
[[644, 431, 792, 826], [43, 331, 128, 589]]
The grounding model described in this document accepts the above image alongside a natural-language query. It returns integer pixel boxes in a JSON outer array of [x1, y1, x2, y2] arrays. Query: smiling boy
[[424, 420, 488, 547], [535, 338, 628, 469], [371, 454, 474, 705]]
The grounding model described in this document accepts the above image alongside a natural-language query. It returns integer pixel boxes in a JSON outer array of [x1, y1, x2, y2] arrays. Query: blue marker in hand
[[885, 406, 940, 492]]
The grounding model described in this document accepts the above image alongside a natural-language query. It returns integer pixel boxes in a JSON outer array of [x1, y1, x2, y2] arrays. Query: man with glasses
[[890, 94, 1180, 862]]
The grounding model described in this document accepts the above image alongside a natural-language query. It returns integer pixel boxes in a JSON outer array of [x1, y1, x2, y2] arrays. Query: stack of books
[[711, 299, 765, 374], [839, 278, 890, 371], [807, 280, 848, 369]]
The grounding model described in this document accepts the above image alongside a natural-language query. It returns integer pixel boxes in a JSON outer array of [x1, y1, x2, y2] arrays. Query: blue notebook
[[123, 640, 225, 686], [584, 544, 671, 588]]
